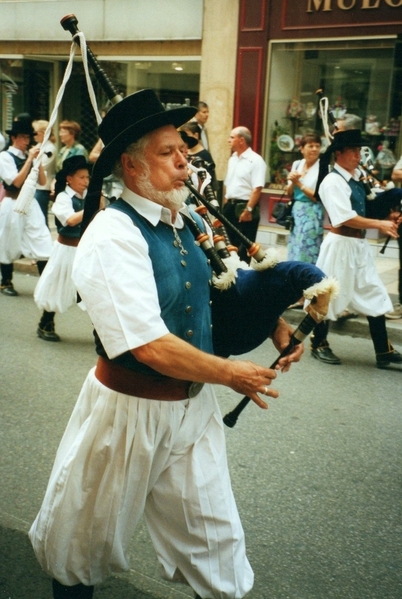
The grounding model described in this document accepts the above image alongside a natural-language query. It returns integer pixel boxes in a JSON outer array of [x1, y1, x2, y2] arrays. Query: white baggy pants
[[29, 369, 254, 599]]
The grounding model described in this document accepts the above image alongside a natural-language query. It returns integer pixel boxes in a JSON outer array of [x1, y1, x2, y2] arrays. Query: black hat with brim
[[55, 155, 89, 197], [6, 120, 34, 137], [179, 130, 198, 149], [92, 88, 197, 179], [327, 129, 365, 153]]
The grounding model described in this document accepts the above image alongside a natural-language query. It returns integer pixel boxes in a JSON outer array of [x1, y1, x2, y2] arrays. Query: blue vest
[[333, 168, 366, 216], [94, 198, 214, 374], [56, 194, 84, 238]]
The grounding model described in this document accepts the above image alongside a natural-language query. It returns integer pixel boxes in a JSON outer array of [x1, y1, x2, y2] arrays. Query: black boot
[[310, 321, 341, 365], [52, 579, 94, 599], [366, 315, 402, 368], [1, 263, 18, 296], [37, 310, 60, 342]]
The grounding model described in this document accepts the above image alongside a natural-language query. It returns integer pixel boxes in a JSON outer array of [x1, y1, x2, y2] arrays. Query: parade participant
[[223, 126, 267, 263], [0, 119, 52, 296], [29, 89, 303, 599], [311, 129, 402, 368], [34, 155, 90, 342]]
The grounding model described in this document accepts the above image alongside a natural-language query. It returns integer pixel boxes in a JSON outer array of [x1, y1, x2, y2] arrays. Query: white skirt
[[316, 232, 393, 320], [29, 369, 253, 598], [34, 240, 78, 313], [0, 196, 52, 263]]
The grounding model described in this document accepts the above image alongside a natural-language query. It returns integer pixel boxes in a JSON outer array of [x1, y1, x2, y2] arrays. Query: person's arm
[[132, 320, 303, 410], [239, 186, 262, 222], [341, 214, 398, 238], [12, 145, 44, 188], [391, 167, 402, 182]]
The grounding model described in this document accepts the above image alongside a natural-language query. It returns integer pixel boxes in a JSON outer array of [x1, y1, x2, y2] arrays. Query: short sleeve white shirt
[[318, 164, 360, 228], [72, 187, 199, 360], [224, 147, 267, 200]]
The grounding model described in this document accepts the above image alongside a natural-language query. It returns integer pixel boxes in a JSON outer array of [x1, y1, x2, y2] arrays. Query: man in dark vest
[[29, 88, 304, 599], [311, 129, 402, 369], [0, 119, 52, 295]]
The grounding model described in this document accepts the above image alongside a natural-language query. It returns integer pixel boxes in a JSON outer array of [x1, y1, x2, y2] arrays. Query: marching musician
[[386, 157, 402, 319], [29, 89, 303, 599], [223, 126, 267, 263], [310, 129, 402, 369], [0, 119, 52, 296]]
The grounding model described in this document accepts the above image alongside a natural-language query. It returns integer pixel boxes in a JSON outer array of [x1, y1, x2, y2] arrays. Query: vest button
[[186, 330, 194, 338], [185, 281, 192, 289], [181, 259, 187, 267], [185, 305, 192, 313]]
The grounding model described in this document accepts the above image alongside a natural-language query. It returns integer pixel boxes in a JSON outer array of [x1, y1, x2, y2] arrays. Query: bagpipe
[[316, 89, 402, 251], [59, 15, 338, 427]]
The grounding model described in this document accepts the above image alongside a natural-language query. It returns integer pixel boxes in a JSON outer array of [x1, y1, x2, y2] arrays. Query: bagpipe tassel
[[303, 276, 340, 323], [13, 165, 39, 215]]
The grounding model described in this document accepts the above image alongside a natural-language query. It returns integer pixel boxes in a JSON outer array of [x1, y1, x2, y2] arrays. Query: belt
[[4, 189, 19, 199], [330, 225, 365, 239], [95, 355, 204, 400], [57, 234, 79, 247], [228, 198, 248, 204]]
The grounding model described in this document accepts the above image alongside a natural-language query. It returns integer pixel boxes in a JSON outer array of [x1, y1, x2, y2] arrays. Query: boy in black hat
[[310, 129, 402, 368], [29, 88, 303, 599], [34, 155, 90, 341], [0, 119, 52, 295]]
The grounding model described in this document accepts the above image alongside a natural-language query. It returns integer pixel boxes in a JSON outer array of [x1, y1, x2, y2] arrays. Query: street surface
[[0, 271, 401, 599]]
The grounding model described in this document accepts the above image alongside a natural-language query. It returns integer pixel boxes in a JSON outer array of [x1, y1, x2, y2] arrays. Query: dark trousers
[[52, 579, 94, 599], [35, 190, 51, 227], [1, 262, 13, 286], [222, 201, 259, 263], [312, 315, 390, 355]]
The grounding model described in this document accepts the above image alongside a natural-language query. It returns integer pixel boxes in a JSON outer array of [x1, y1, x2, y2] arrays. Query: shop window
[[264, 39, 400, 187]]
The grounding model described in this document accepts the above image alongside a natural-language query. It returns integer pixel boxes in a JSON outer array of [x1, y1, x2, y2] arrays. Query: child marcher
[[34, 156, 89, 341]]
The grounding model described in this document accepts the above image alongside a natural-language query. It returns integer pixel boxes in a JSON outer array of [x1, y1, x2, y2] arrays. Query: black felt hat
[[5, 120, 34, 137], [328, 129, 365, 152], [93, 89, 197, 178], [179, 130, 198, 149], [55, 155, 89, 197]]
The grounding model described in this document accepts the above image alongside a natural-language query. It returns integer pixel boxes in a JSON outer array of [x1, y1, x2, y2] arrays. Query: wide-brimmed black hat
[[6, 120, 34, 137], [327, 129, 365, 152], [93, 89, 197, 178], [55, 155, 89, 197], [179, 130, 198, 149]]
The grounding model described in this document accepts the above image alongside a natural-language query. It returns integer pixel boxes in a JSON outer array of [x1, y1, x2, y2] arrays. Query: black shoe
[[37, 324, 60, 342], [1, 284, 18, 296], [52, 579, 94, 599], [376, 348, 402, 369], [311, 345, 341, 365]]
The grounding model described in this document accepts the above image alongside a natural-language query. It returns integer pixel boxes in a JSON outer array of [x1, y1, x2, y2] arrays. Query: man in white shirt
[[29, 89, 302, 599], [311, 129, 402, 369], [223, 126, 267, 263], [0, 120, 51, 295]]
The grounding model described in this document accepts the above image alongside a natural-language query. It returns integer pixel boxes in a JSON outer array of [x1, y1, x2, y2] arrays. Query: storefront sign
[[307, 0, 402, 10], [277, 0, 402, 32]]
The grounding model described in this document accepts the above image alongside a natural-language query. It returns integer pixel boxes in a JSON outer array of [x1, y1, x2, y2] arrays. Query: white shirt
[[0, 146, 26, 185], [318, 164, 360, 228], [224, 147, 267, 200], [72, 187, 196, 361], [52, 185, 85, 227]]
